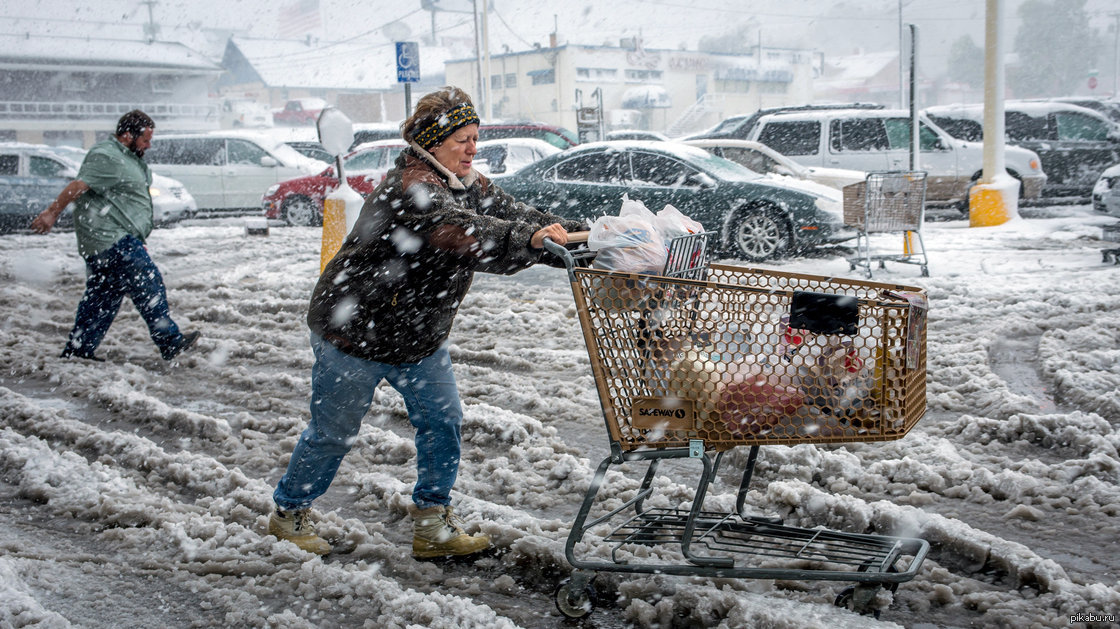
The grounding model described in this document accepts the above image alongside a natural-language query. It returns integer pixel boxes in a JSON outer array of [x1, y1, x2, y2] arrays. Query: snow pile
[[1, 204, 1119, 627]]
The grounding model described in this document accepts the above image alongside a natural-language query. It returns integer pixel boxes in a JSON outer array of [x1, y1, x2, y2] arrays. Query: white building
[[0, 33, 222, 147], [445, 39, 820, 138]]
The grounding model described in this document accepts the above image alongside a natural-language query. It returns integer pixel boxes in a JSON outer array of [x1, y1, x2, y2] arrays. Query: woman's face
[[430, 123, 479, 178]]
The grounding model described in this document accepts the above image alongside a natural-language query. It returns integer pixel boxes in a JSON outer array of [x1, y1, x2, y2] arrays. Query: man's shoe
[[410, 505, 491, 558], [268, 508, 331, 555], [164, 330, 201, 361], [59, 347, 105, 362]]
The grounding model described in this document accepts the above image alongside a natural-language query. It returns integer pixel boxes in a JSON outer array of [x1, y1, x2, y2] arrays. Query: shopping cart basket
[[845, 171, 929, 278], [543, 232, 929, 619]]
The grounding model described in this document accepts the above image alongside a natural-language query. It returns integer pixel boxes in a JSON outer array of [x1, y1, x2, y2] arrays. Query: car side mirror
[[260, 156, 278, 167]]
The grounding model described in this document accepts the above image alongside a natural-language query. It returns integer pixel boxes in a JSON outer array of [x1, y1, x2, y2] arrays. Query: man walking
[[30, 110, 199, 361]]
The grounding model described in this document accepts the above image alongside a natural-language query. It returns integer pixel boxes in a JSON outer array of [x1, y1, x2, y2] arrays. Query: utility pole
[[1111, 12, 1120, 98], [140, 0, 160, 43]]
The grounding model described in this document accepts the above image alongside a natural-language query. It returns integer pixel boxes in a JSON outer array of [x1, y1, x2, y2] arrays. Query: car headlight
[[149, 186, 162, 198], [265, 184, 280, 196]]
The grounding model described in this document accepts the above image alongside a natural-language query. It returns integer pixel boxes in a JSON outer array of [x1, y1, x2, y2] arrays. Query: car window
[[507, 145, 537, 166], [0, 154, 18, 175], [345, 148, 390, 171], [148, 138, 225, 165], [29, 155, 68, 177], [227, 139, 269, 165], [1054, 112, 1109, 141], [722, 147, 781, 174], [477, 145, 507, 169], [1006, 112, 1049, 141], [831, 118, 889, 152], [757, 121, 820, 155], [928, 116, 983, 142], [627, 152, 692, 186], [883, 119, 944, 151], [553, 152, 622, 183]]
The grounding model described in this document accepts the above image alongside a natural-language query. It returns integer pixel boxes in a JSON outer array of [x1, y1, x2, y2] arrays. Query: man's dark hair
[[116, 110, 155, 137]]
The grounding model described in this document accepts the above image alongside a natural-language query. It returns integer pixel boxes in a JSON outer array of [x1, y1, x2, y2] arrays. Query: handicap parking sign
[[396, 42, 420, 83]]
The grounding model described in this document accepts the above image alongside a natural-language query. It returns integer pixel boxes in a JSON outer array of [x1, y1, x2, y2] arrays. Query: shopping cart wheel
[[554, 577, 596, 619], [833, 583, 883, 618]]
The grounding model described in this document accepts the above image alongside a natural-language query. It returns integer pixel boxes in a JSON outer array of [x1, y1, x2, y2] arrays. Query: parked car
[[683, 138, 866, 192], [146, 131, 326, 213], [605, 129, 669, 142], [1092, 163, 1120, 218], [273, 98, 327, 126], [743, 107, 1047, 207], [682, 103, 885, 141], [1047, 97, 1120, 125], [284, 141, 333, 163], [220, 98, 274, 128], [924, 101, 1120, 198], [479, 122, 580, 149], [0, 142, 196, 232], [474, 138, 561, 177], [496, 141, 855, 261], [262, 139, 406, 226], [351, 122, 402, 149]]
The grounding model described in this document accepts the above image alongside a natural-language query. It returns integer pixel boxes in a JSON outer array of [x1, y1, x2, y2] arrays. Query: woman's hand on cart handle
[[532, 223, 569, 249]]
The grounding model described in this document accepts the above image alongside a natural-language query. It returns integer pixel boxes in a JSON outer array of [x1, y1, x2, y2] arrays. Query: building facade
[[445, 39, 820, 138], [0, 34, 222, 147]]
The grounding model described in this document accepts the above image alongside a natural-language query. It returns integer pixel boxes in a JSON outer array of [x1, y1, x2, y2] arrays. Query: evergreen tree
[[1010, 0, 1099, 97], [947, 35, 985, 89]]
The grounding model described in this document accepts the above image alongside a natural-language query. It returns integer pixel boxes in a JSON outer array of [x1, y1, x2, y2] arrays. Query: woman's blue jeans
[[65, 235, 183, 358], [273, 332, 463, 511]]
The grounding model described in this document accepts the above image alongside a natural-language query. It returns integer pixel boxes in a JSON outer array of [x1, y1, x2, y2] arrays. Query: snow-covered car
[[262, 139, 406, 225], [745, 107, 1047, 208], [683, 139, 866, 192], [146, 131, 326, 214], [498, 140, 855, 261], [220, 98, 274, 128], [605, 129, 669, 142], [474, 137, 560, 177], [1092, 163, 1120, 218], [0, 143, 195, 232], [926, 101, 1120, 198]]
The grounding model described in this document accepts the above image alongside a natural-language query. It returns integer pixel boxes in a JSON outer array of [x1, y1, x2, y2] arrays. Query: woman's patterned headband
[[413, 103, 480, 150]]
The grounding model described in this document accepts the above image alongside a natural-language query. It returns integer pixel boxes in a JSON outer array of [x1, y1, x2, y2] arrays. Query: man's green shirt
[[73, 137, 154, 257]]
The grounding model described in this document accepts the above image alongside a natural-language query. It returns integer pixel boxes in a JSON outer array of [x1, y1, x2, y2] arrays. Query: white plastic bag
[[588, 210, 667, 274], [653, 204, 703, 240]]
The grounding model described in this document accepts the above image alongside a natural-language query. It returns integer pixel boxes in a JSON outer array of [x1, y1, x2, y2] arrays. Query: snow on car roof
[[926, 101, 1115, 124]]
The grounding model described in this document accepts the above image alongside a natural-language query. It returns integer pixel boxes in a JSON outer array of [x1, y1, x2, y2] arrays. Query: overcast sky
[[4, 0, 1119, 79]]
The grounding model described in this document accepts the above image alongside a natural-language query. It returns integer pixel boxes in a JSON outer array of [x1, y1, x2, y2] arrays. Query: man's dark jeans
[[64, 235, 183, 359]]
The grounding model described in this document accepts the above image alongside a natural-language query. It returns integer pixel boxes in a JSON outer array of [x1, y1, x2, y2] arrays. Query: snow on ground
[[1, 204, 1118, 628]]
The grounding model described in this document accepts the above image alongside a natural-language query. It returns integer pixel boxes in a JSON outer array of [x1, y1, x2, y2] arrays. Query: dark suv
[[683, 103, 884, 141]]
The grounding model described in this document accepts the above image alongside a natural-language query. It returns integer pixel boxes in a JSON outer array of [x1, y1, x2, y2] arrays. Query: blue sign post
[[396, 41, 420, 115]]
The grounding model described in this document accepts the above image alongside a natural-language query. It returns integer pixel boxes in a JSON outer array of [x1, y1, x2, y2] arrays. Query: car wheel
[[282, 195, 320, 226], [726, 205, 790, 262]]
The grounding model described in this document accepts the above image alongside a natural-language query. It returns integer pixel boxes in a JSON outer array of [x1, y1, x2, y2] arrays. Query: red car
[[273, 98, 328, 126], [262, 140, 406, 226]]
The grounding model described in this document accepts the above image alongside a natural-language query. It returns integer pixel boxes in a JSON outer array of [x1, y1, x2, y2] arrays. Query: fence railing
[[0, 100, 217, 120]]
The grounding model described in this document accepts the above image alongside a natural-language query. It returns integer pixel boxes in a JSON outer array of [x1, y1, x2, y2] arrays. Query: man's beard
[[128, 137, 145, 158]]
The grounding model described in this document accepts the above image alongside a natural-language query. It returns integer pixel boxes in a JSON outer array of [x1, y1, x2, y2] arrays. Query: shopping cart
[[543, 232, 929, 619], [845, 171, 929, 278]]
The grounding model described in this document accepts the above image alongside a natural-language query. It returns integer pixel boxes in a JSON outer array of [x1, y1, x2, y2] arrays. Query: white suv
[[746, 108, 1047, 206]]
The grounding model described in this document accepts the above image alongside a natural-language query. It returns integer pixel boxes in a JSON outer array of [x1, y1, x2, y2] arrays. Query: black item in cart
[[543, 231, 929, 619]]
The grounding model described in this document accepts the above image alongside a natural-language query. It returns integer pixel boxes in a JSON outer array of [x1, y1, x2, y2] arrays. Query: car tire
[[282, 195, 321, 227], [726, 205, 790, 262]]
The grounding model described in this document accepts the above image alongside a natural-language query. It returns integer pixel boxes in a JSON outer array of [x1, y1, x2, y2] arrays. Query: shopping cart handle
[[567, 231, 589, 243]]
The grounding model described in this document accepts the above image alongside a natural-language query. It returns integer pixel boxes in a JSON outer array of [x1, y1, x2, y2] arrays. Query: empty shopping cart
[[845, 171, 929, 278]]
